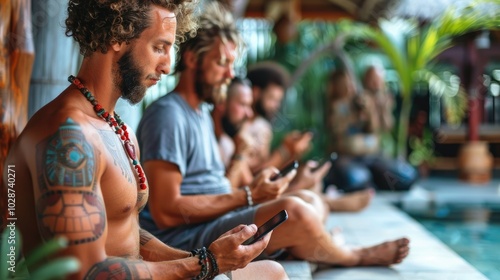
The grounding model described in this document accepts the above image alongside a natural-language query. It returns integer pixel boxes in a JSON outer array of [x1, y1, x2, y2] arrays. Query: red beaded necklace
[[68, 75, 147, 190]]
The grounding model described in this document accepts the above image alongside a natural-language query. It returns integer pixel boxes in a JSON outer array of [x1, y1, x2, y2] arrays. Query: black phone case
[[270, 161, 299, 181], [242, 210, 288, 245]]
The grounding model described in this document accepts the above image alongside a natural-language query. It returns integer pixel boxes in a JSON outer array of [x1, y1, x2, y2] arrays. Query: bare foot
[[326, 188, 374, 212], [354, 238, 410, 266]]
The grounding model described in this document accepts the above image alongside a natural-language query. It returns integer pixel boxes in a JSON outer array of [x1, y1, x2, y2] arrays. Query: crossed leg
[[255, 196, 410, 266]]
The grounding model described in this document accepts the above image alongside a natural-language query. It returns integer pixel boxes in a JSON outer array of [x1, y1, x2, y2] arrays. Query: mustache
[[147, 74, 161, 81]]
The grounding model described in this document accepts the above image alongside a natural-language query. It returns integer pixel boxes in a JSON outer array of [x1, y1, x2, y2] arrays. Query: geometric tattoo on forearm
[[139, 229, 154, 246], [84, 258, 152, 280]]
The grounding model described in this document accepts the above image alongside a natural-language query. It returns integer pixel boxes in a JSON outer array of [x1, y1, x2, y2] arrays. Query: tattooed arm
[[33, 118, 204, 279]]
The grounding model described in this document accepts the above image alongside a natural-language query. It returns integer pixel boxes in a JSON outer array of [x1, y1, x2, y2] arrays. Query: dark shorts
[[142, 206, 257, 251]]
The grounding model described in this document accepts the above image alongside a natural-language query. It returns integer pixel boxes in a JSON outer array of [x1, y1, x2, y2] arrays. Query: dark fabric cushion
[[367, 157, 418, 191], [323, 156, 372, 193]]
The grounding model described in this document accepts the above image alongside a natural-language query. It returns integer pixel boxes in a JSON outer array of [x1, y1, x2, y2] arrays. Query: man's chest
[[97, 130, 148, 215]]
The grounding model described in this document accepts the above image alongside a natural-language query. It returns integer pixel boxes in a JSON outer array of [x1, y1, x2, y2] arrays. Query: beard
[[115, 50, 148, 105], [194, 68, 228, 105], [254, 99, 275, 121], [221, 114, 241, 138]]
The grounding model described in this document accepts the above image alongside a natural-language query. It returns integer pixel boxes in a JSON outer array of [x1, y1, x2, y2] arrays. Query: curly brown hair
[[65, 0, 198, 57], [174, 1, 243, 73]]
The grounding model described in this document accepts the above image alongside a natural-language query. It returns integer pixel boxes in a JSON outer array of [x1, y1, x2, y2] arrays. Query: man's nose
[[226, 65, 234, 80], [158, 64, 170, 75], [158, 56, 171, 75]]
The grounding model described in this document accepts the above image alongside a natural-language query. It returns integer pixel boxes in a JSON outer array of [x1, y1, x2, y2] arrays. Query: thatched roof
[[226, 0, 480, 22], [231, 0, 399, 22], [391, 0, 475, 20]]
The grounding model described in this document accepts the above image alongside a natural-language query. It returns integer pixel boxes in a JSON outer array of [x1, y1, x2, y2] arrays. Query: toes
[[396, 237, 410, 246], [399, 249, 409, 258], [394, 247, 410, 263], [398, 247, 410, 256]]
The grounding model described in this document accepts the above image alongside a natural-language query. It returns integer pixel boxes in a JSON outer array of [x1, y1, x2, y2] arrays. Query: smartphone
[[311, 153, 338, 172], [303, 129, 316, 136], [270, 160, 299, 181], [311, 158, 329, 172], [242, 210, 288, 245]]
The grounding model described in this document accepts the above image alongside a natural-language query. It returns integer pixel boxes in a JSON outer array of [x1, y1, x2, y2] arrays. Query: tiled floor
[[381, 176, 500, 207], [313, 174, 500, 280], [278, 175, 499, 279], [313, 189, 491, 279]]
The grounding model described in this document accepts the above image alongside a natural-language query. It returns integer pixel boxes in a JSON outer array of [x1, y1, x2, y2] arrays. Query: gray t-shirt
[[137, 92, 231, 195], [137, 93, 255, 251]]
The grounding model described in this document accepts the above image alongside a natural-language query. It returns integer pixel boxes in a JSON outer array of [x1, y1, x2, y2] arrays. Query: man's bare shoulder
[[12, 89, 94, 156], [246, 116, 272, 133], [31, 91, 90, 129]]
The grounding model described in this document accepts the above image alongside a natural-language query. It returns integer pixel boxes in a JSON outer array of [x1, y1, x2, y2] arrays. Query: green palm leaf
[[1, 228, 80, 280]]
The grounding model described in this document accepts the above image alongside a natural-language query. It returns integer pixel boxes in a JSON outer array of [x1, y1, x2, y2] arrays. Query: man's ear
[[184, 50, 197, 69], [110, 41, 124, 52]]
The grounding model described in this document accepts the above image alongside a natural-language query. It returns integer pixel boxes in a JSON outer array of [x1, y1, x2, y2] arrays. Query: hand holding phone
[[270, 160, 299, 181], [303, 129, 316, 137], [311, 153, 338, 172], [242, 210, 288, 245]]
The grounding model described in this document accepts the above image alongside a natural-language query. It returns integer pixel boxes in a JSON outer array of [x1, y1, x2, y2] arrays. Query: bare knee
[[286, 190, 327, 220], [288, 189, 319, 204], [233, 260, 288, 280], [276, 196, 322, 234]]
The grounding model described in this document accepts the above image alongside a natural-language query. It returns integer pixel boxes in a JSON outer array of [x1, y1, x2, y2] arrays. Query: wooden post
[[458, 38, 493, 183], [0, 0, 35, 174], [465, 39, 481, 141]]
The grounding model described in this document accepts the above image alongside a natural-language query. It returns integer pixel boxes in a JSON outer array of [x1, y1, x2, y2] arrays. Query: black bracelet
[[206, 248, 219, 279], [192, 247, 209, 280]]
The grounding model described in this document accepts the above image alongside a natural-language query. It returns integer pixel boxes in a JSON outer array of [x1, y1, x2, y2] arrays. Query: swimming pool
[[403, 204, 500, 279]]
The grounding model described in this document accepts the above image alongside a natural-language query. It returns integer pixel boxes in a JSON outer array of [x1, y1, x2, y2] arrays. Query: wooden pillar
[[465, 40, 480, 141], [0, 0, 35, 175], [458, 38, 493, 183], [1, 0, 35, 227]]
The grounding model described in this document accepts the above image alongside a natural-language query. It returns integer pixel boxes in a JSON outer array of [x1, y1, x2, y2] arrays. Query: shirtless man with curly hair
[[2, 1, 287, 279]]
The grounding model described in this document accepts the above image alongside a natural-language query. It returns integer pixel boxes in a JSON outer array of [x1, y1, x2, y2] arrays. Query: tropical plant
[[344, 0, 500, 158], [408, 128, 436, 167], [1, 227, 80, 279]]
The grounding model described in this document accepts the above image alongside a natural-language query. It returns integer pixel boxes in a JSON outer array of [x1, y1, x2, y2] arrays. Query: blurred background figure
[[245, 61, 313, 173], [212, 77, 255, 189], [361, 65, 394, 136], [324, 67, 418, 192], [240, 63, 372, 212]]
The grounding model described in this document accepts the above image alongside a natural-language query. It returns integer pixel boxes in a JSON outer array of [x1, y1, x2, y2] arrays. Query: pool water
[[405, 206, 500, 279]]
